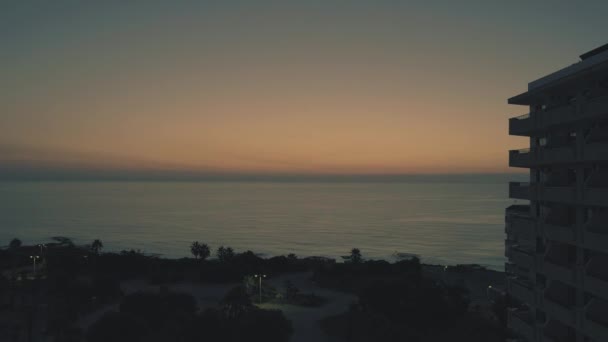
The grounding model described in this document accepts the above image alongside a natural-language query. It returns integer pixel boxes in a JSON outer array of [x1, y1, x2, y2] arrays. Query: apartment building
[[506, 44, 608, 342]]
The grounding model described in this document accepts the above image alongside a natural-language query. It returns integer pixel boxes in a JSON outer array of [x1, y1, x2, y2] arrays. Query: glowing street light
[[30, 255, 40, 274], [37, 244, 47, 263], [253, 274, 266, 304]]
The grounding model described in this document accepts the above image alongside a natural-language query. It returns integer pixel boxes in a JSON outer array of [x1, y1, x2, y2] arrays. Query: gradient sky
[[1, 1, 607, 177]]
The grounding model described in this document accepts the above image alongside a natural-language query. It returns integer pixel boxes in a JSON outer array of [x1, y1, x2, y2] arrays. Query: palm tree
[[191, 241, 201, 259], [198, 243, 210, 261], [217, 246, 235, 262], [350, 248, 363, 264], [91, 239, 103, 255]]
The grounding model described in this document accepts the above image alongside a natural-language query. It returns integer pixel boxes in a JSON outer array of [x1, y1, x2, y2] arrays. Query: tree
[[221, 285, 253, 319], [191, 242, 201, 259], [198, 243, 210, 260], [350, 248, 363, 264], [217, 246, 235, 262], [9, 238, 21, 249], [91, 239, 104, 255], [190, 241, 210, 260]]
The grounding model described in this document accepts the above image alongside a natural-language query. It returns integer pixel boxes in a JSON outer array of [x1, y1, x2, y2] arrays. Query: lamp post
[[38, 244, 46, 264], [254, 274, 266, 304], [30, 255, 40, 274], [486, 285, 493, 303]]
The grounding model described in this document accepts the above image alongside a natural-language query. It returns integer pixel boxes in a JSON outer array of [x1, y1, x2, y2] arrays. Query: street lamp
[[38, 244, 47, 263], [30, 255, 40, 274], [253, 274, 266, 304]]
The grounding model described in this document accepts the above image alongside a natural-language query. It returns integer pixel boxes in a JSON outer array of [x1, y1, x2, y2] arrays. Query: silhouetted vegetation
[[90, 239, 103, 255], [9, 238, 22, 249], [0, 240, 506, 342], [86, 289, 292, 342], [216, 245, 235, 262], [314, 255, 422, 293], [320, 273, 505, 342], [189, 241, 210, 260]]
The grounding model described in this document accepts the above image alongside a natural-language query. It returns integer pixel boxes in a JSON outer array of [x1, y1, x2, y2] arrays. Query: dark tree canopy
[[9, 238, 22, 249]]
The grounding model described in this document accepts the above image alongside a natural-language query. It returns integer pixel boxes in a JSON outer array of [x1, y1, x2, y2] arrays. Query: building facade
[[506, 44, 608, 342]]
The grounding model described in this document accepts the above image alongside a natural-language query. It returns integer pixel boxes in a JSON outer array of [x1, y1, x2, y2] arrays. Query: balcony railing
[[508, 246, 535, 270], [509, 113, 534, 136], [541, 105, 577, 127], [543, 222, 574, 244], [582, 140, 608, 162], [585, 316, 608, 341], [543, 258, 576, 285], [509, 95, 608, 136], [543, 295, 576, 327], [585, 297, 608, 340], [508, 277, 536, 305], [584, 222, 608, 253], [583, 94, 608, 120], [508, 308, 535, 341], [510, 182, 533, 200], [506, 204, 531, 217], [585, 271, 608, 300], [540, 185, 576, 204], [506, 217, 535, 241], [509, 148, 533, 167], [509, 145, 579, 167], [584, 186, 608, 206]]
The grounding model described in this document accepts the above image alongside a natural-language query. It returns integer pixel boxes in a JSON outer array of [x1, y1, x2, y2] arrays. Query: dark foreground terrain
[[1, 238, 512, 342]]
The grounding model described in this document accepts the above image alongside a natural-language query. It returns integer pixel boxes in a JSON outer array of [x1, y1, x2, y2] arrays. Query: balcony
[[509, 113, 534, 136], [543, 259, 576, 286], [543, 222, 575, 244], [585, 263, 608, 299], [585, 316, 608, 342], [583, 140, 608, 162], [585, 297, 608, 341], [585, 274, 608, 302], [509, 146, 576, 168], [542, 104, 577, 127], [508, 246, 535, 270], [539, 186, 576, 204], [584, 223, 608, 254], [584, 186, 608, 206], [508, 308, 536, 341], [506, 204, 531, 217], [508, 277, 536, 305], [510, 182, 534, 200], [543, 320, 577, 342], [508, 95, 608, 136], [543, 295, 576, 328], [538, 146, 576, 164], [582, 94, 608, 121], [506, 212, 536, 241], [509, 148, 534, 167], [506, 262, 532, 279]]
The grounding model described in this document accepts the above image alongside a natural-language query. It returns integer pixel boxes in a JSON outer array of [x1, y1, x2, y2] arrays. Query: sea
[[0, 174, 527, 271]]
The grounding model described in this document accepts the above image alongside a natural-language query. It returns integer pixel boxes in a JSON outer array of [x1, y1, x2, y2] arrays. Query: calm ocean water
[[0, 175, 526, 271]]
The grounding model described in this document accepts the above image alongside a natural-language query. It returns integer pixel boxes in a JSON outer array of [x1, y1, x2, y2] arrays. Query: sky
[[1, 1, 607, 179]]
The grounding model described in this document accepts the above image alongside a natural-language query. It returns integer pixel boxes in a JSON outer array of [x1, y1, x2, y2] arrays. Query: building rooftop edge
[[528, 44, 608, 91], [508, 43, 608, 105]]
